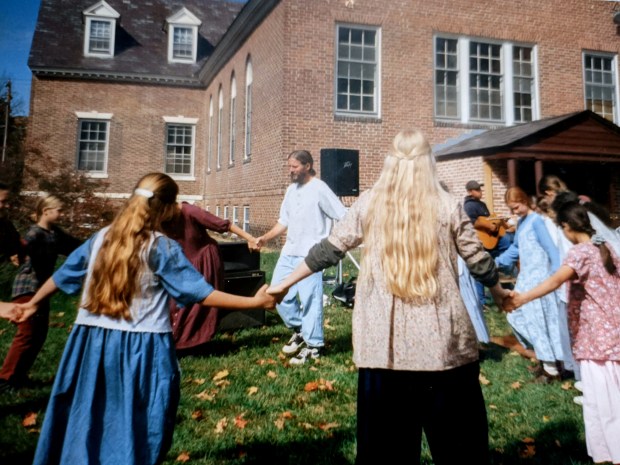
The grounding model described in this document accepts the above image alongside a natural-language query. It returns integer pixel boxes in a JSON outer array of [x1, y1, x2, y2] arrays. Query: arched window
[[244, 58, 253, 161], [217, 86, 223, 170], [229, 73, 237, 165]]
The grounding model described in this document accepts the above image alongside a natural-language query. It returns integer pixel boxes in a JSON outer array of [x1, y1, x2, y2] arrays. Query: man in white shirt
[[257, 150, 346, 364]]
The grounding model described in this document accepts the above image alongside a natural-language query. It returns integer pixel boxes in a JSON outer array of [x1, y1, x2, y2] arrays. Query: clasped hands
[[492, 288, 524, 313], [0, 301, 36, 324]]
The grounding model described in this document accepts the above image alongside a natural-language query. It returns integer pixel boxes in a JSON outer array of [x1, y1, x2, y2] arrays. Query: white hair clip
[[134, 188, 154, 198], [592, 234, 606, 246]]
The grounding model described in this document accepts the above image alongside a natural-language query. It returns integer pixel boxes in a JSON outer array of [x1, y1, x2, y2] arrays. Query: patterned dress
[[496, 212, 565, 363]]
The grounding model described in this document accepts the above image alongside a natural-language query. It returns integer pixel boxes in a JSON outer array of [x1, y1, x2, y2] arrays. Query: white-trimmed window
[[244, 58, 253, 160], [584, 52, 618, 123], [207, 96, 213, 173], [243, 206, 250, 232], [217, 87, 223, 170], [166, 7, 201, 63], [83, 1, 119, 58], [215, 205, 220, 217], [75, 111, 112, 176], [335, 24, 381, 117], [434, 36, 538, 125], [223, 205, 229, 221], [229, 74, 237, 166], [232, 206, 239, 229], [163, 116, 198, 177]]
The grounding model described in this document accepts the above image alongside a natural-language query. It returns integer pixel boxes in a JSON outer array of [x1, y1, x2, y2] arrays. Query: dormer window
[[83, 0, 120, 58], [166, 8, 201, 63]]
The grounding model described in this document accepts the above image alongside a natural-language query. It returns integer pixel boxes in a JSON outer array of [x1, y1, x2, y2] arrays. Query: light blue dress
[[496, 212, 565, 363], [458, 256, 490, 343], [32, 229, 214, 465]]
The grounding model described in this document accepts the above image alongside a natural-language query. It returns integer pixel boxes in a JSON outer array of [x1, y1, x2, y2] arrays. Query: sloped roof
[[434, 110, 620, 159], [28, 0, 244, 85]]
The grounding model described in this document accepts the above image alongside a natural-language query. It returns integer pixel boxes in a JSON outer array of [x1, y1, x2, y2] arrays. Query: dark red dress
[[168, 203, 231, 349]]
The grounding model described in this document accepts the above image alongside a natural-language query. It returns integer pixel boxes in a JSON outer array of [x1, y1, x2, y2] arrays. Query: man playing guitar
[[463, 180, 513, 304]]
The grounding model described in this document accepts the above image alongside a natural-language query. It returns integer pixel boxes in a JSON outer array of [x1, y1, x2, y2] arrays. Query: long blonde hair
[[83, 173, 179, 320], [363, 129, 449, 299]]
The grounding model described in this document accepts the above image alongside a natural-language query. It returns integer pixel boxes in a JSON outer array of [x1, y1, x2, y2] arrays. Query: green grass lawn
[[0, 253, 592, 465]]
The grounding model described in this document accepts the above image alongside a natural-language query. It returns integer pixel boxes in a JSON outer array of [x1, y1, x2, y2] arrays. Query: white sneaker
[[573, 396, 583, 406], [574, 381, 584, 392], [289, 347, 321, 365], [282, 332, 305, 355]]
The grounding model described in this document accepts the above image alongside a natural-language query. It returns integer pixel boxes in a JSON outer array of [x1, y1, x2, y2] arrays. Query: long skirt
[[33, 325, 180, 465], [581, 360, 620, 464], [171, 243, 224, 349]]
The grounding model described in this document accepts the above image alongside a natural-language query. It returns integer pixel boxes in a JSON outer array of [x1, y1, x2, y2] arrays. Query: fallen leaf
[[247, 386, 258, 395], [257, 358, 277, 365], [479, 374, 491, 385], [274, 418, 285, 430], [318, 422, 339, 431], [324, 318, 334, 330], [555, 439, 562, 448], [301, 422, 314, 430], [234, 414, 248, 429], [267, 370, 277, 379], [510, 381, 522, 390], [176, 451, 190, 462], [309, 366, 319, 371], [213, 370, 229, 382], [195, 389, 215, 401], [281, 411, 294, 419], [214, 379, 230, 387], [215, 417, 228, 434], [560, 381, 572, 390], [304, 381, 319, 392], [56, 312, 65, 317], [542, 415, 550, 422], [192, 378, 206, 385], [191, 410, 203, 420], [22, 412, 37, 427], [489, 404, 498, 409]]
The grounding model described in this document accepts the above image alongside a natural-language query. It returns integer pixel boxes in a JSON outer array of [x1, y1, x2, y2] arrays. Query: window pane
[[336, 26, 378, 114], [165, 124, 194, 175], [173, 27, 193, 59], [89, 20, 111, 53], [584, 54, 616, 121], [78, 120, 108, 172]]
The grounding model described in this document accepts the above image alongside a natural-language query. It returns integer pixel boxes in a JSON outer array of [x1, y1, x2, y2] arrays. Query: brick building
[[26, 0, 620, 235]]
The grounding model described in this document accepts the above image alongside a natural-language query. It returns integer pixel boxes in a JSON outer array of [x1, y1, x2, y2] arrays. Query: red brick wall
[[27, 0, 620, 240]]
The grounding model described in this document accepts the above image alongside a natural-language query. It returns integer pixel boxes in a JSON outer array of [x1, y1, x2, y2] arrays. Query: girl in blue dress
[[10, 172, 276, 465], [495, 187, 565, 381]]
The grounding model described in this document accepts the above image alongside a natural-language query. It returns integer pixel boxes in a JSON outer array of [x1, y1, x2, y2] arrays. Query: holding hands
[[0, 301, 24, 323]]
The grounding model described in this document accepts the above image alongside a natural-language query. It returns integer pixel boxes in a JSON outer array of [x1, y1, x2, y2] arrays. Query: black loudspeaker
[[218, 241, 260, 273], [320, 148, 359, 196], [218, 270, 266, 331]]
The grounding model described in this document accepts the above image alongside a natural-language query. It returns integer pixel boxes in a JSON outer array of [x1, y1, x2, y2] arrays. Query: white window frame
[[232, 206, 239, 227], [75, 111, 112, 178], [433, 35, 539, 126], [244, 58, 253, 161], [163, 116, 198, 180], [217, 87, 223, 170], [243, 206, 250, 232], [83, 1, 119, 58], [215, 205, 220, 217], [229, 75, 237, 166], [583, 51, 619, 123], [166, 7, 201, 64], [223, 205, 229, 221], [207, 96, 213, 173], [334, 23, 381, 118]]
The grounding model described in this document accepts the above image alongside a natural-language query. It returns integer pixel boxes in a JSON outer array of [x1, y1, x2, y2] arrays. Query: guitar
[[474, 216, 510, 249]]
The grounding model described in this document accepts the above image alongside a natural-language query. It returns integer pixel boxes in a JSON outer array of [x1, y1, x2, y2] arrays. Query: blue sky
[[0, 0, 41, 116]]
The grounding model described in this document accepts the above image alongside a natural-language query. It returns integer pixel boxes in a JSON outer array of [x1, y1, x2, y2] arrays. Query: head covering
[[465, 180, 483, 191]]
